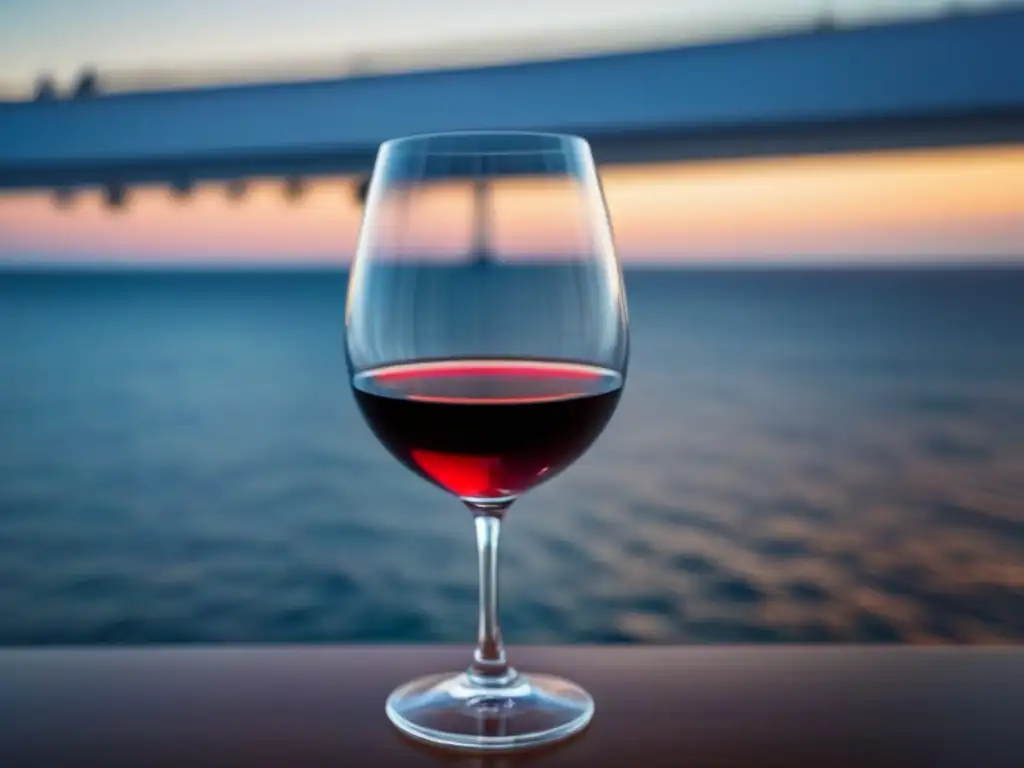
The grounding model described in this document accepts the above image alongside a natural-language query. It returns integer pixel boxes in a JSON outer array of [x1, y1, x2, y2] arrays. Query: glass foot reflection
[[386, 669, 594, 751]]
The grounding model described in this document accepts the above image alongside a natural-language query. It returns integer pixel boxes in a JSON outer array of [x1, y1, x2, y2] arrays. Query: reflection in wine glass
[[346, 132, 628, 751]]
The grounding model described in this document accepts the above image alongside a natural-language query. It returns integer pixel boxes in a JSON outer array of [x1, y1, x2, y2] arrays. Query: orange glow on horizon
[[0, 179, 363, 262], [1, 144, 1022, 263], [601, 145, 1024, 259]]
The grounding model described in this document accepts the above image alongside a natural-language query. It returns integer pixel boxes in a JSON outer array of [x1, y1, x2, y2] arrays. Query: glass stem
[[470, 513, 512, 684]]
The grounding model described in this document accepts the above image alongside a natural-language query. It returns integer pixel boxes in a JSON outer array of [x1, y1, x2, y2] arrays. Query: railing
[[2, 1, 1023, 102]]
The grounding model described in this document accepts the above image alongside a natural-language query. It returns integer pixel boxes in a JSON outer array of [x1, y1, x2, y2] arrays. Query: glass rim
[[379, 130, 589, 157]]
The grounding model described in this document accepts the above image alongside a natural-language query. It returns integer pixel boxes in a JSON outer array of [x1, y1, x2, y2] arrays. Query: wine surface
[[352, 359, 623, 502]]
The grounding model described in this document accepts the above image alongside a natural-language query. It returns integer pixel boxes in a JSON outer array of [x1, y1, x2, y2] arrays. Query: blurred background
[[1, 0, 1022, 646]]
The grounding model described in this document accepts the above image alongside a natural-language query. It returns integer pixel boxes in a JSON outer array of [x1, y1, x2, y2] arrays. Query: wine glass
[[345, 131, 628, 751]]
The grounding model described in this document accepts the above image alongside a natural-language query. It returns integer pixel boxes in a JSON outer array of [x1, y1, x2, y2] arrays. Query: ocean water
[[1, 267, 1022, 646]]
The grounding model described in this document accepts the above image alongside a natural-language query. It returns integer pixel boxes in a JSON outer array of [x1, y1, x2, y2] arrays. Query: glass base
[[385, 668, 594, 752]]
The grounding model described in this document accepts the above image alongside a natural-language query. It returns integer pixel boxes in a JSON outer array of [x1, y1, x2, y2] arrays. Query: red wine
[[352, 359, 623, 502]]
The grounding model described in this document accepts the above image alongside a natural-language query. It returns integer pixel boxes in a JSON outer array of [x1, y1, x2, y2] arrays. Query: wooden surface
[[1, 646, 1022, 767]]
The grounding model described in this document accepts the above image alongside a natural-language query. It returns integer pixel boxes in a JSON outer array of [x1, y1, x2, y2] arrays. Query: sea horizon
[[2, 257, 1024, 272]]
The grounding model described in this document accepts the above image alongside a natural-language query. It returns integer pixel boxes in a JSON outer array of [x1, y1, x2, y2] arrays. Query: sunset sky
[[1, 1, 1022, 265], [1, 145, 1022, 265], [2, 1, 1008, 90]]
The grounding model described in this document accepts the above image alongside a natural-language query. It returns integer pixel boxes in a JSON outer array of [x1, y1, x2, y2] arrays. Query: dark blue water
[[2, 268, 1023, 645]]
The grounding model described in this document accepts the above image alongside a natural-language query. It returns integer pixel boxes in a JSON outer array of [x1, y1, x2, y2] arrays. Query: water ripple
[[2, 269, 1023, 645]]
